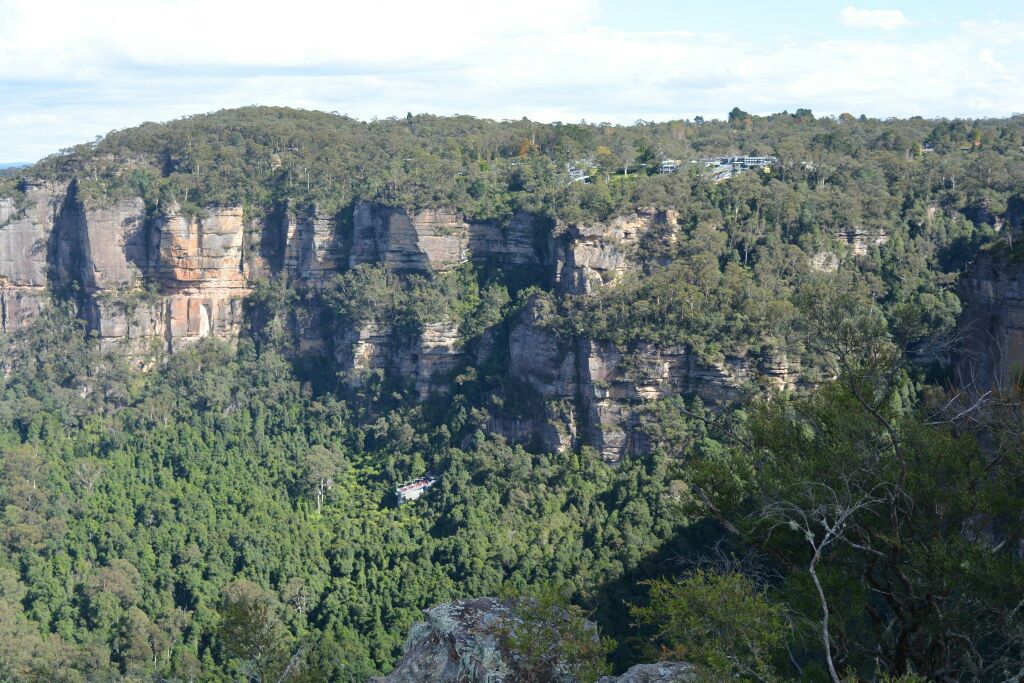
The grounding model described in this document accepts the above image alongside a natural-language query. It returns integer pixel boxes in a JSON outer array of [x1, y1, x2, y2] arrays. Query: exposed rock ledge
[[373, 597, 694, 683]]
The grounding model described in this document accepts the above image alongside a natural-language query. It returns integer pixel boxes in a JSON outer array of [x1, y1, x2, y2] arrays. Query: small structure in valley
[[698, 155, 778, 181], [659, 159, 682, 174], [396, 473, 438, 504]]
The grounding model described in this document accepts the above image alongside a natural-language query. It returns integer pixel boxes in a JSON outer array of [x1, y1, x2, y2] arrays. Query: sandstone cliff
[[0, 181, 804, 461], [0, 181, 65, 332], [957, 249, 1024, 388], [552, 209, 676, 294], [500, 294, 799, 462]]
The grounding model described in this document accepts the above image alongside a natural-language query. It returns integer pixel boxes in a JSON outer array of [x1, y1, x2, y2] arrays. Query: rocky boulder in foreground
[[373, 597, 694, 683]]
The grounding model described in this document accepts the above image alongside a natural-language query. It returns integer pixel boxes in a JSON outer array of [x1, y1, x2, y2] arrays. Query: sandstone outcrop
[[334, 318, 465, 399], [501, 295, 798, 462], [0, 181, 66, 331], [0, 180, 807, 461], [552, 209, 677, 294], [599, 662, 697, 682], [468, 211, 541, 267], [834, 227, 889, 256], [350, 201, 469, 272], [282, 205, 347, 283]]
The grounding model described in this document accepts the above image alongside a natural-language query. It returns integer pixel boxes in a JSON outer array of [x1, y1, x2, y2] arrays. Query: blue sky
[[1, 0, 1022, 162]]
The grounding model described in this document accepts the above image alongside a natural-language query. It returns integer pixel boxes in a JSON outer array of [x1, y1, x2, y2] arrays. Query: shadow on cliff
[[45, 180, 85, 303]]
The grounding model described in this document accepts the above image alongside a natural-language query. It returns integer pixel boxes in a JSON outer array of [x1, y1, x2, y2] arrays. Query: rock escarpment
[[552, 209, 676, 294], [0, 180, 802, 461], [833, 227, 889, 256], [350, 201, 470, 273], [0, 181, 65, 332], [373, 597, 694, 683], [350, 200, 542, 274], [334, 318, 465, 399], [501, 294, 799, 462], [957, 249, 1024, 388]]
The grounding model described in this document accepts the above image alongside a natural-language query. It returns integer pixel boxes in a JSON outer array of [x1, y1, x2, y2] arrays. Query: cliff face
[[0, 180, 802, 460], [500, 294, 800, 462], [350, 201, 470, 272], [552, 209, 675, 294], [0, 181, 65, 332], [957, 250, 1024, 388], [350, 201, 542, 274]]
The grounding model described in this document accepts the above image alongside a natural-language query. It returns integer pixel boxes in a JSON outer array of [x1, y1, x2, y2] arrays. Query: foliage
[[2, 106, 1024, 680], [631, 570, 786, 680], [497, 582, 615, 682]]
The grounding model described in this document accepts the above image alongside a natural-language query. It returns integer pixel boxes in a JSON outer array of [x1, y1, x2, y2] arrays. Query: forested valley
[[0, 107, 1022, 681]]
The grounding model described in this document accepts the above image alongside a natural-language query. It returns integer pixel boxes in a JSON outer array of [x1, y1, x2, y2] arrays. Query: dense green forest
[[1, 107, 1023, 681]]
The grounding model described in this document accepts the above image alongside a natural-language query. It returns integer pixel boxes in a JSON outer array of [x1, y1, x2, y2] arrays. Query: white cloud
[[840, 6, 913, 31], [1, 0, 1022, 161]]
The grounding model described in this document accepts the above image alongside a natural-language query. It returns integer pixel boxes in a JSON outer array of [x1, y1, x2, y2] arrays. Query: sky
[[1, 0, 1023, 162]]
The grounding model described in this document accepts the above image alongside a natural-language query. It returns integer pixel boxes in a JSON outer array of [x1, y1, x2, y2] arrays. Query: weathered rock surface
[[334, 318, 465, 398], [350, 201, 469, 272], [76, 197, 148, 291], [0, 181, 66, 331], [0, 182, 808, 460], [552, 209, 677, 294], [508, 297, 575, 398], [468, 212, 541, 267], [155, 205, 246, 286], [957, 250, 1024, 388], [598, 662, 697, 682], [404, 319, 466, 399], [834, 227, 889, 256], [373, 598, 515, 683], [375, 597, 693, 683], [282, 205, 347, 283], [501, 295, 799, 462]]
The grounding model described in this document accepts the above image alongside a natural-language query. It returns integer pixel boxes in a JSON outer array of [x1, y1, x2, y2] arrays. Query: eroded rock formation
[[0, 182, 805, 460], [0, 182, 64, 332], [501, 294, 799, 462], [552, 209, 677, 294]]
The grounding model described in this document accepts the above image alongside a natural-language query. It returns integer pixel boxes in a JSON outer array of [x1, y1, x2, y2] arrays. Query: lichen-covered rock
[[373, 598, 514, 683], [350, 200, 469, 273], [376, 597, 692, 683], [598, 662, 697, 682], [375, 596, 608, 683]]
